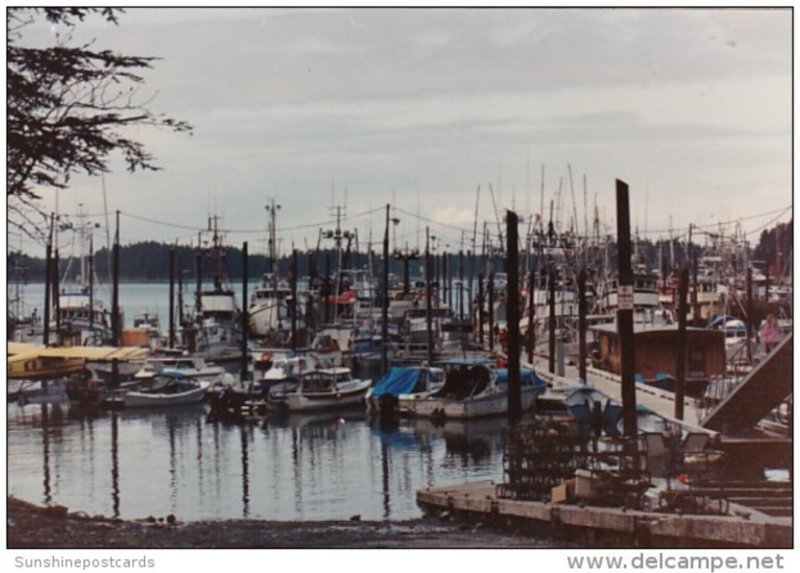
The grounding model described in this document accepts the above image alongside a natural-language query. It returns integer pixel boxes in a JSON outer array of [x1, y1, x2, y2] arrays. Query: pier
[[417, 481, 791, 548]]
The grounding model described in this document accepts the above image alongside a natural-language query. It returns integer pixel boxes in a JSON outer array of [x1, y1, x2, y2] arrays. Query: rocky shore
[[7, 497, 552, 549]]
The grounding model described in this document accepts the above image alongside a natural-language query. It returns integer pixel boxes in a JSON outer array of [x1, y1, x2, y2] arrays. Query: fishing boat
[[50, 206, 114, 346], [248, 273, 304, 339], [269, 367, 371, 412], [122, 371, 209, 408], [404, 357, 546, 420], [365, 364, 445, 416], [186, 215, 243, 361]]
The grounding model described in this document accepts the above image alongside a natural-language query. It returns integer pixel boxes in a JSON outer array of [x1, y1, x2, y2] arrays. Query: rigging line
[[743, 207, 793, 238], [392, 206, 475, 234], [119, 205, 384, 235], [637, 205, 792, 236]]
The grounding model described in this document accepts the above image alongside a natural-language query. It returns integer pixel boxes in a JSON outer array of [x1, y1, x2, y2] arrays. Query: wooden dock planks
[[416, 481, 791, 548]]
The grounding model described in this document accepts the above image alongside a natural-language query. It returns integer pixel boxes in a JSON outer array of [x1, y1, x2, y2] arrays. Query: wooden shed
[[591, 324, 725, 398]]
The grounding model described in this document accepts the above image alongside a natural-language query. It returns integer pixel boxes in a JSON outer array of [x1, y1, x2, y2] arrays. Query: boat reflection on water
[[8, 400, 518, 522]]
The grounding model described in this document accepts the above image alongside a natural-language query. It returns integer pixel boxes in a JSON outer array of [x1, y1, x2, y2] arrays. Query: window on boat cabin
[[303, 373, 332, 391], [689, 348, 705, 376], [335, 372, 351, 383]]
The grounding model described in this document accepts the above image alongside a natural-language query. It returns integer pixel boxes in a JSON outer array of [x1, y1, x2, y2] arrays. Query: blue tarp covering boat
[[369, 366, 422, 398]]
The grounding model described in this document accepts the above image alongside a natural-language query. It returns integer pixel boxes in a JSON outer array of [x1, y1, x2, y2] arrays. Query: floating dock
[[416, 481, 791, 548]]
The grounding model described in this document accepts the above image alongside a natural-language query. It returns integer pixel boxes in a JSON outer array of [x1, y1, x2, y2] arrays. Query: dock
[[416, 481, 791, 548]]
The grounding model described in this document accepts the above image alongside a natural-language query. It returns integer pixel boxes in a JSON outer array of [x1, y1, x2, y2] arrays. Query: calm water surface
[[8, 403, 523, 521], [10, 281, 521, 521]]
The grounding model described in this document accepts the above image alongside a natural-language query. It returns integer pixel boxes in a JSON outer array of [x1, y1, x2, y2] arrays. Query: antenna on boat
[[488, 183, 503, 252]]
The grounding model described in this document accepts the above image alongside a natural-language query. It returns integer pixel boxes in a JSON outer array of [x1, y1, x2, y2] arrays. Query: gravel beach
[[7, 497, 552, 549]]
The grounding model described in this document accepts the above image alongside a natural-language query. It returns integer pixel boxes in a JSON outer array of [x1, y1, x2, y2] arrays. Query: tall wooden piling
[[291, 248, 298, 351], [458, 250, 465, 320], [195, 252, 203, 313], [746, 266, 753, 363], [382, 204, 390, 372], [43, 239, 52, 346], [442, 252, 448, 306], [178, 261, 184, 326], [675, 265, 689, 420], [111, 211, 120, 346], [548, 263, 556, 374], [169, 248, 176, 348], [578, 267, 587, 384], [691, 250, 699, 326], [615, 179, 638, 438], [487, 273, 495, 352], [477, 272, 485, 346], [324, 253, 331, 324], [53, 249, 61, 343], [241, 241, 250, 381], [89, 235, 94, 329], [426, 227, 434, 365], [527, 269, 535, 364], [506, 210, 521, 422]]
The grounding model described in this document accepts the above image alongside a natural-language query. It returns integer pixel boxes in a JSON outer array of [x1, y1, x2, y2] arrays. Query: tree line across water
[[8, 220, 791, 284]]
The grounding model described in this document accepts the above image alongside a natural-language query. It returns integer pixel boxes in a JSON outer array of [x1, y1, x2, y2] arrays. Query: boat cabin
[[298, 368, 354, 392], [591, 323, 725, 397], [432, 358, 495, 400]]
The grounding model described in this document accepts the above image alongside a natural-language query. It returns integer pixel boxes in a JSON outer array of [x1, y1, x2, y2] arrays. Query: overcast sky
[[13, 7, 792, 257]]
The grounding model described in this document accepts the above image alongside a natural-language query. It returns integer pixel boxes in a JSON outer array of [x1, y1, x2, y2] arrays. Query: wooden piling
[[195, 252, 203, 314], [478, 272, 485, 346], [241, 241, 249, 381], [426, 227, 434, 365], [53, 249, 61, 343], [615, 179, 637, 437], [548, 263, 556, 375], [527, 269, 535, 364], [43, 238, 52, 346], [111, 210, 120, 346], [458, 250, 465, 320], [291, 248, 298, 351], [382, 204, 390, 372], [747, 266, 753, 363], [89, 235, 94, 329], [578, 267, 587, 384], [506, 210, 521, 422], [675, 265, 689, 420], [488, 272, 495, 352], [169, 248, 176, 348]]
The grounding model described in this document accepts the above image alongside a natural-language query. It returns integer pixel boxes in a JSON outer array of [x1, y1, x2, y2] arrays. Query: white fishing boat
[[123, 372, 209, 408], [248, 274, 303, 337], [270, 367, 371, 412], [404, 357, 546, 420]]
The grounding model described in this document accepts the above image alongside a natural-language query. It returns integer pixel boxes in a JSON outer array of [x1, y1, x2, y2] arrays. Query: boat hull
[[406, 385, 542, 419], [283, 380, 371, 412], [123, 384, 208, 408]]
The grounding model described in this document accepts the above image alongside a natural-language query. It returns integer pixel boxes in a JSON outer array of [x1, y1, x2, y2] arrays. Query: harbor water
[[8, 282, 525, 523], [7, 403, 523, 521]]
